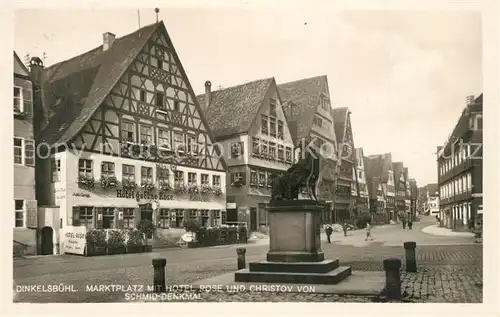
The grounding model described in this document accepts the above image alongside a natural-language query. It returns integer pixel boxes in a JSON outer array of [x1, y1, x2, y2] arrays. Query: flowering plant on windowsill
[[231, 177, 243, 188], [101, 175, 118, 189], [122, 179, 137, 191], [187, 184, 200, 194], [158, 182, 172, 193], [213, 187, 223, 196], [200, 185, 213, 195], [141, 181, 155, 193], [77, 175, 95, 190], [173, 183, 187, 194]]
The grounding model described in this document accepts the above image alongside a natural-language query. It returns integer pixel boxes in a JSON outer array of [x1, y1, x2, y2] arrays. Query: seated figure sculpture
[[271, 147, 320, 201]]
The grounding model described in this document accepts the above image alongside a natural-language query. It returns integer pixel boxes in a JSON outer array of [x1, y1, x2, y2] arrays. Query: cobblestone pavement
[[13, 216, 482, 303]]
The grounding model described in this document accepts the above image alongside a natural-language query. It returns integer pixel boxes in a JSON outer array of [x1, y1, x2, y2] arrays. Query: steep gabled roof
[[196, 78, 274, 140], [364, 156, 383, 182], [403, 167, 409, 181], [366, 153, 393, 183], [39, 22, 160, 145], [366, 176, 382, 200], [331, 107, 349, 145], [277, 75, 328, 142], [13, 51, 30, 75], [392, 162, 404, 183]]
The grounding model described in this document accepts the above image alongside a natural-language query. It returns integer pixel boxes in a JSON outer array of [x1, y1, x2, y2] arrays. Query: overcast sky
[[14, 8, 482, 186]]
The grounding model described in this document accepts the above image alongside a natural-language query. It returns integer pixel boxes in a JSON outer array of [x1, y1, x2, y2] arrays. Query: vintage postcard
[[2, 0, 498, 316]]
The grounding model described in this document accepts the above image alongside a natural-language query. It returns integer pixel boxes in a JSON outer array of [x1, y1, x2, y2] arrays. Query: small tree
[[137, 219, 155, 245], [184, 219, 200, 233]]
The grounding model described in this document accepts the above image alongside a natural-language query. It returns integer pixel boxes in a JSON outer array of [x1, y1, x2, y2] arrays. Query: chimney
[[28, 57, 47, 135], [103, 32, 116, 51], [204, 81, 212, 108], [28, 56, 44, 86], [465, 95, 475, 106]]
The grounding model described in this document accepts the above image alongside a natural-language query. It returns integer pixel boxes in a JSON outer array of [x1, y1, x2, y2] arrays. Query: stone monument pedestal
[[235, 200, 352, 284]]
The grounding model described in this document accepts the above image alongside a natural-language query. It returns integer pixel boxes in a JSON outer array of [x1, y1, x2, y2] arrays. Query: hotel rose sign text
[[63, 226, 87, 255], [116, 190, 174, 202]]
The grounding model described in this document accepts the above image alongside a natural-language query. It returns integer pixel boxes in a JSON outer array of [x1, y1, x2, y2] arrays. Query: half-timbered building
[[13, 51, 38, 256], [392, 162, 407, 221], [278, 75, 339, 225], [365, 153, 396, 222], [331, 107, 355, 222], [198, 78, 295, 232], [353, 148, 370, 215], [34, 22, 227, 252], [403, 167, 412, 219]]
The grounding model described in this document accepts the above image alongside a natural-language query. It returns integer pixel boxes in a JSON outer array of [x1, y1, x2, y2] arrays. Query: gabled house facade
[[392, 162, 407, 221], [423, 184, 440, 216], [331, 107, 356, 222], [13, 51, 38, 256], [353, 148, 370, 215], [34, 22, 228, 254], [198, 78, 295, 232], [366, 153, 396, 222], [278, 75, 338, 224], [409, 178, 418, 221], [403, 167, 412, 219]]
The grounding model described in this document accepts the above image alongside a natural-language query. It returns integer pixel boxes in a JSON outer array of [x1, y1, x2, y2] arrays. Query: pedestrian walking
[[364, 222, 372, 241], [325, 224, 333, 243], [408, 220, 413, 230], [342, 221, 348, 237], [402, 218, 406, 229]]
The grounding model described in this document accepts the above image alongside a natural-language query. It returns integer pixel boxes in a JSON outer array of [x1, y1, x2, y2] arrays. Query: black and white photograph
[[2, 0, 499, 315]]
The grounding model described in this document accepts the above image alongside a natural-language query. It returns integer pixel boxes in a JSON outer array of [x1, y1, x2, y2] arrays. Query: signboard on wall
[[63, 226, 87, 255]]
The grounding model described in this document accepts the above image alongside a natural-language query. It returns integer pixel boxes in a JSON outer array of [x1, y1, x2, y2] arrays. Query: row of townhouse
[[417, 184, 440, 216], [436, 94, 483, 231], [13, 21, 420, 255], [363, 154, 419, 224]]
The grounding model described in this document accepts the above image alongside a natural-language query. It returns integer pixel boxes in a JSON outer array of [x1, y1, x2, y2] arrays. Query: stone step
[[234, 266, 352, 285], [249, 259, 339, 274]]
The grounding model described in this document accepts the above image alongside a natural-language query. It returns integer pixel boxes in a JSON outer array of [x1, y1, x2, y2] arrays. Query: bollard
[[403, 241, 417, 272], [236, 247, 246, 270], [152, 258, 167, 293], [383, 258, 401, 300]]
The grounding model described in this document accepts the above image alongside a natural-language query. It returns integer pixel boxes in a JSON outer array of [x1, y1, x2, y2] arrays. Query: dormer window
[[269, 99, 277, 117]]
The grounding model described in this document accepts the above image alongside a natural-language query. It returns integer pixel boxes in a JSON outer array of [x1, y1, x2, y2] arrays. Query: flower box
[[77, 176, 95, 190], [173, 184, 187, 194], [101, 175, 118, 189], [187, 184, 200, 194], [200, 185, 213, 195], [122, 179, 137, 191], [213, 187, 223, 196], [141, 182, 155, 193]]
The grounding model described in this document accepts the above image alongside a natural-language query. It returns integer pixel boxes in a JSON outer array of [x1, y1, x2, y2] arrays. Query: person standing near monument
[[325, 224, 333, 243], [342, 221, 348, 237]]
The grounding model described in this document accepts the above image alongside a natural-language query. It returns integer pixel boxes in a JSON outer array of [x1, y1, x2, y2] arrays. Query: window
[[158, 209, 171, 228], [200, 210, 209, 226], [221, 210, 227, 225], [102, 208, 115, 229], [188, 209, 198, 222], [51, 159, 61, 182], [14, 138, 23, 165], [15, 200, 24, 227], [188, 172, 197, 185], [285, 147, 292, 162], [172, 209, 184, 228], [140, 90, 146, 102], [313, 115, 323, 127], [212, 210, 222, 227], [157, 166, 169, 184], [252, 138, 260, 155], [123, 208, 135, 229], [259, 171, 266, 186], [121, 121, 135, 142], [24, 140, 34, 166], [174, 132, 185, 151], [358, 171, 363, 179], [140, 125, 153, 143], [141, 167, 153, 184], [79, 207, 94, 230], [101, 162, 115, 177], [250, 170, 258, 186], [261, 141, 268, 158], [269, 143, 276, 160], [78, 159, 93, 178], [277, 121, 284, 139], [122, 164, 135, 182], [158, 129, 170, 149], [14, 86, 23, 113], [231, 172, 245, 185], [231, 142, 244, 158], [277, 145, 284, 161], [156, 59, 163, 70], [187, 135, 198, 155], [201, 174, 209, 185], [269, 99, 277, 116], [174, 171, 184, 185], [261, 115, 268, 135], [269, 118, 276, 137], [213, 175, 221, 187], [174, 100, 180, 112], [155, 92, 164, 109]]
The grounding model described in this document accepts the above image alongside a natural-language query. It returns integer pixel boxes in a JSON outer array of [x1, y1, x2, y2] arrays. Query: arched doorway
[[40, 226, 54, 255]]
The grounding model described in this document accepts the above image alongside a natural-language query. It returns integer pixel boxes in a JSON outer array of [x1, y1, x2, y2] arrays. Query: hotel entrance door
[[139, 203, 154, 238]]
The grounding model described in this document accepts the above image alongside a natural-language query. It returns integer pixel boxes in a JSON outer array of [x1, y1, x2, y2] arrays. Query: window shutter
[[25, 200, 38, 228], [95, 207, 103, 229], [117, 208, 124, 229], [71, 207, 80, 226], [24, 140, 35, 166]]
